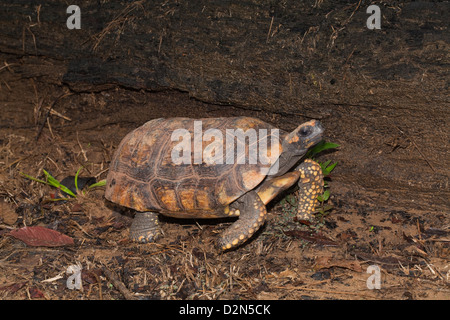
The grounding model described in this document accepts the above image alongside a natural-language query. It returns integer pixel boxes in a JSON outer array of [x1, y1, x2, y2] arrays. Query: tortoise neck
[[270, 150, 304, 177]]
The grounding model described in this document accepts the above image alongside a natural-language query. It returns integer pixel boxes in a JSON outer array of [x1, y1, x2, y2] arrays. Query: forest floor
[[0, 74, 448, 300]]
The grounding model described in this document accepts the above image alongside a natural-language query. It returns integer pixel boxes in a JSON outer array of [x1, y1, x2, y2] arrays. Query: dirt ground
[[1, 77, 448, 300], [0, 1, 449, 301]]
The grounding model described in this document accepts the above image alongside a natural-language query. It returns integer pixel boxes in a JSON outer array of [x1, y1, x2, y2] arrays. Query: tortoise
[[105, 117, 324, 250]]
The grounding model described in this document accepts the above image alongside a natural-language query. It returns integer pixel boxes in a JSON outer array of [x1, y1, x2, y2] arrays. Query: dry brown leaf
[[9, 226, 74, 247]]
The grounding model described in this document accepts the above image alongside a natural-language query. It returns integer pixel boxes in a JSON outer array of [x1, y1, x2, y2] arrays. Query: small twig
[[146, 243, 186, 256], [102, 267, 137, 300], [423, 259, 445, 281], [23, 26, 37, 55], [71, 220, 94, 238], [92, 1, 144, 51], [0, 62, 18, 73], [0, 224, 15, 230], [44, 107, 72, 121], [35, 4, 41, 25], [345, 47, 355, 65], [344, 0, 362, 26], [46, 117, 55, 139], [76, 131, 88, 162], [2, 80, 11, 91], [274, 285, 377, 299], [91, 272, 103, 300], [158, 34, 163, 56], [35, 93, 72, 141], [395, 126, 436, 173], [410, 138, 436, 173], [266, 16, 274, 43], [94, 168, 109, 179], [7, 156, 31, 168], [416, 219, 422, 241]]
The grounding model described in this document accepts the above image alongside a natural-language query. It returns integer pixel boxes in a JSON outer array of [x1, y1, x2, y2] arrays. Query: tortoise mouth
[[313, 120, 324, 133], [308, 120, 324, 145]]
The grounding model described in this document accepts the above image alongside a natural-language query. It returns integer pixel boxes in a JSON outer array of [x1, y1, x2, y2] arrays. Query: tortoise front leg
[[256, 171, 301, 205], [257, 159, 324, 221], [217, 191, 267, 251], [130, 211, 162, 243], [295, 159, 324, 221]]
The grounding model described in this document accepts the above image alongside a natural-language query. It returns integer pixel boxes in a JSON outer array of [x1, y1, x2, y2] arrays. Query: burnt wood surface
[[0, 1, 447, 113]]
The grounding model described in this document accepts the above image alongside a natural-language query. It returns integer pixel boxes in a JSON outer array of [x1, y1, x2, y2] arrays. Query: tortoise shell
[[105, 117, 283, 218]]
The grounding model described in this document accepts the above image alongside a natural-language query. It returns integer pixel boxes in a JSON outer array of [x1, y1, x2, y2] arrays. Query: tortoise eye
[[299, 126, 312, 137]]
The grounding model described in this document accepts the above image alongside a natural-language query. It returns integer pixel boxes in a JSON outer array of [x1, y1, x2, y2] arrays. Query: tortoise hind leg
[[295, 159, 324, 221], [217, 191, 267, 251], [130, 211, 162, 243]]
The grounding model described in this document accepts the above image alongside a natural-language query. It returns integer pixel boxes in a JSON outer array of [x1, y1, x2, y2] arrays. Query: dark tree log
[[1, 1, 447, 111]]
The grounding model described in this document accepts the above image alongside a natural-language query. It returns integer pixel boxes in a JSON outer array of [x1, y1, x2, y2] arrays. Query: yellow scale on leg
[[296, 159, 324, 221]]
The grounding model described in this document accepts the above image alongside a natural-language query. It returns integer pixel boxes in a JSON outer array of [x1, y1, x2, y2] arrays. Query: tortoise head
[[283, 120, 324, 155]]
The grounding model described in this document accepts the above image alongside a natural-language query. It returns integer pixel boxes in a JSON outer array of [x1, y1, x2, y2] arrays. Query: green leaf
[[306, 141, 340, 159], [21, 170, 77, 198], [21, 170, 105, 198], [317, 189, 330, 202], [320, 160, 331, 174], [322, 161, 338, 176], [87, 179, 106, 189], [43, 170, 77, 197], [321, 160, 332, 169], [19, 172, 47, 184], [74, 166, 84, 194]]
